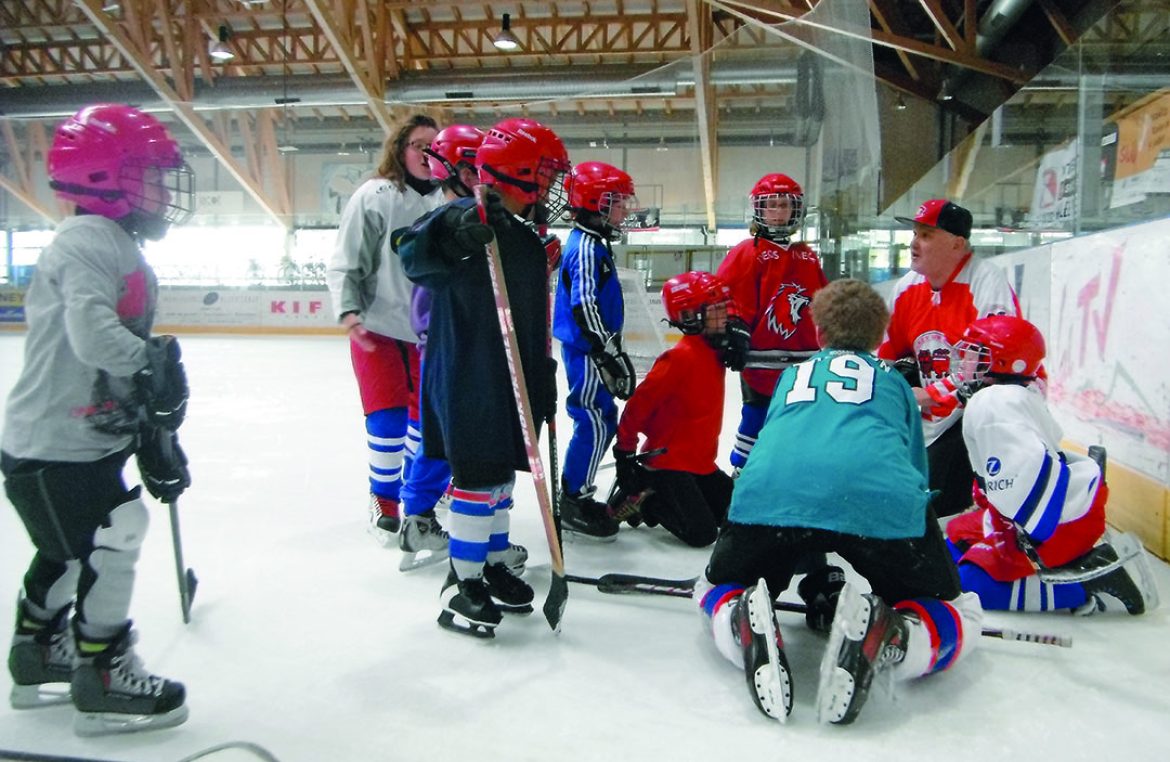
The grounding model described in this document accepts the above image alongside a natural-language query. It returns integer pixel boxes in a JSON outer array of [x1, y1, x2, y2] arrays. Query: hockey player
[[552, 161, 639, 541], [696, 278, 982, 725], [715, 173, 827, 475], [2, 104, 194, 734], [609, 271, 734, 547], [397, 125, 527, 576], [397, 117, 567, 637], [879, 199, 1021, 517], [327, 114, 444, 544], [943, 315, 1160, 614]]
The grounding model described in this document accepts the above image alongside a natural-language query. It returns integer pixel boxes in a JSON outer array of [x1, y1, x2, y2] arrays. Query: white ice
[[1, 334, 1169, 762]]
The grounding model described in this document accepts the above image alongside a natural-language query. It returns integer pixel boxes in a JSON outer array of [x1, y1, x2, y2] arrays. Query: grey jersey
[[326, 177, 443, 340], [2, 216, 154, 462]]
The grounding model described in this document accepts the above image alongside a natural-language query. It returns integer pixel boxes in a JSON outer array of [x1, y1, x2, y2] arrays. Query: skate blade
[[437, 611, 496, 639], [10, 682, 71, 709], [496, 602, 535, 616], [398, 547, 450, 572], [816, 582, 868, 725], [1113, 533, 1161, 612], [746, 580, 791, 723], [368, 524, 397, 548], [73, 703, 189, 737], [562, 527, 618, 544]]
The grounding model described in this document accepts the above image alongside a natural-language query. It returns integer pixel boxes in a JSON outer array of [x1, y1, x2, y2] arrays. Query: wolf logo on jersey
[[764, 283, 811, 340]]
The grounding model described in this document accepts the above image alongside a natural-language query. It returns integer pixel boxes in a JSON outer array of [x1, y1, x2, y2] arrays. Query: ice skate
[[560, 484, 619, 542], [1077, 532, 1160, 615], [8, 600, 74, 709], [730, 579, 792, 722], [71, 623, 188, 737], [483, 563, 534, 615], [499, 542, 528, 577], [398, 511, 450, 571], [367, 492, 401, 546], [816, 582, 908, 725], [607, 486, 652, 528], [438, 570, 502, 639]]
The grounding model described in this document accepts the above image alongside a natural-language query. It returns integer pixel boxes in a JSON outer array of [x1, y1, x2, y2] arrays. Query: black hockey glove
[[590, 335, 636, 400], [892, 357, 921, 387], [135, 335, 188, 431], [440, 204, 494, 260], [796, 565, 847, 634], [613, 447, 646, 495], [720, 316, 751, 372], [480, 188, 512, 231], [137, 424, 191, 503]]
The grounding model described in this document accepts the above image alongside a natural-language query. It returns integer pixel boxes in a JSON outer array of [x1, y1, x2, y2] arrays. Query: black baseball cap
[[895, 199, 972, 239]]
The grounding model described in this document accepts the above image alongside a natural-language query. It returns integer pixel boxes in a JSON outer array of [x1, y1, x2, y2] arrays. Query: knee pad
[[81, 497, 149, 629]]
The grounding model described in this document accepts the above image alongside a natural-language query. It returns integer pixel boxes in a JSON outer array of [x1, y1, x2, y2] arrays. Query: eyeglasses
[[406, 140, 430, 153]]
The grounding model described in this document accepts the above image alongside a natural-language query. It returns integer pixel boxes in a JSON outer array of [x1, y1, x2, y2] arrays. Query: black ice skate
[[71, 623, 188, 737], [368, 492, 401, 546], [8, 600, 74, 709], [1077, 532, 1160, 615], [817, 582, 908, 725], [438, 570, 502, 639], [483, 563, 534, 615], [731, 579, 792, 722], [398, 511, 450, 571], [560, 483, 619, 542]]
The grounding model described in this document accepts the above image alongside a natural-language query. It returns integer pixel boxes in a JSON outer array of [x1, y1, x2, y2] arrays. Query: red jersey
[[716, 237, 827, 396], [615, 334, 725, 474], [878, 254, 1020, 443]]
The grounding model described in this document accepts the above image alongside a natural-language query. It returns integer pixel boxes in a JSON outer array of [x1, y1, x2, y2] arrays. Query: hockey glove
[[135, 335, 188, 431], [720, 316, 751, 372], [892, 357, 921, 387], [590, 335, 636, 400], [921, 375, 975, 421], [613, 447, 647, 495], [541, 233, 563, 274], [440, 204, 494, 260], [797, 565, 847, 634], [137, 424, 191, 503], [479, 188, 512, 230]]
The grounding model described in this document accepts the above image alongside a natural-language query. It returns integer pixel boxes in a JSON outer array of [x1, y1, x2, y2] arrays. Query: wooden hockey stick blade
[[476, 186, 566, 633], [570, 573, 1072, 647]]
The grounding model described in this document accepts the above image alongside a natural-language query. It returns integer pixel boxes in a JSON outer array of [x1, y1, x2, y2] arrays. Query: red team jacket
[[877, 254, 1020, 444], [716, 237, 828, 397], [615, 334, 725, 474]]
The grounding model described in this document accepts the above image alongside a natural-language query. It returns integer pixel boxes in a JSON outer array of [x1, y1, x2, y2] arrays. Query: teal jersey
[[729, 349, 931, 539]]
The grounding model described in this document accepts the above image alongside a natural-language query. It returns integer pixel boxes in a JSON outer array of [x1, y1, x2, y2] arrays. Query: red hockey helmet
[[750, 173, 804, 239], [956, 315, 1046, 384], [426, 124, 484, 184], [476, 117, 570, 221], [566, 161, 639, 233], [48, 104, 194, 230], [662, 271, 731, 335]]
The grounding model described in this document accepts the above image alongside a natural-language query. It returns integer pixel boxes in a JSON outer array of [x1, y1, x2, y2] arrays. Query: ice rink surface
[[1, 334, 1168, 762]]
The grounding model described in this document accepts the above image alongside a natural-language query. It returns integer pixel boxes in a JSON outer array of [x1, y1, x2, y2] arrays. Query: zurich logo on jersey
[[986, 457, 1002, 476]]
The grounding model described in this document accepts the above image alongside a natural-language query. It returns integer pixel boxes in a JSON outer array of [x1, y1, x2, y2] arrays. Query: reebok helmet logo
[[763, 282, 810, 340]]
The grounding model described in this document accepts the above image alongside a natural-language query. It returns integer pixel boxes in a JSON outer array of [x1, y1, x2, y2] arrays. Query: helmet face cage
[[120, 159, 196, 227], [954, 339, 993, 386], [752, 191, 804, 238], [567, 162, 639, 231], [536, 157, 571, 222], [598, 191, 641, 231]]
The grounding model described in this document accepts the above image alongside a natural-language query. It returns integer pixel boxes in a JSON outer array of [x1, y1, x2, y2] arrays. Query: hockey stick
[[477, 187, 567, 633], [167, 498, 198, 625], [743, 349, 817, 370], [596, 446, 668, 473], [566, 573, 1073, 648]]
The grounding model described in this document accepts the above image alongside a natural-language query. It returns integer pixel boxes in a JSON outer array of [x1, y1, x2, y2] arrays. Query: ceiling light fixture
[[895, 93, 908, 111], [209, 25, 235, 63], [939, 81, 954, 101], [493, 13, 521, 52], [655, 137, 668, 153]]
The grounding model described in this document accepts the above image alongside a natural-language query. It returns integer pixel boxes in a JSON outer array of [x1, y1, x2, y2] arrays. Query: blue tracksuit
[[552, 223, 625, 496]]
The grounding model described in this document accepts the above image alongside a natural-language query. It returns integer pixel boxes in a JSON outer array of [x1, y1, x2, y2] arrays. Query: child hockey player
[[715, 173, 827, 475], [397, 118, 567, 638], [3, 104, 194, 735], [609, 271, 734, 547], [552, 161, 640, 541], [397, 124, 526, 576], [696, 278, 983, 725], [327, 114, 444, 544], [943, 315, 1159, 614]]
